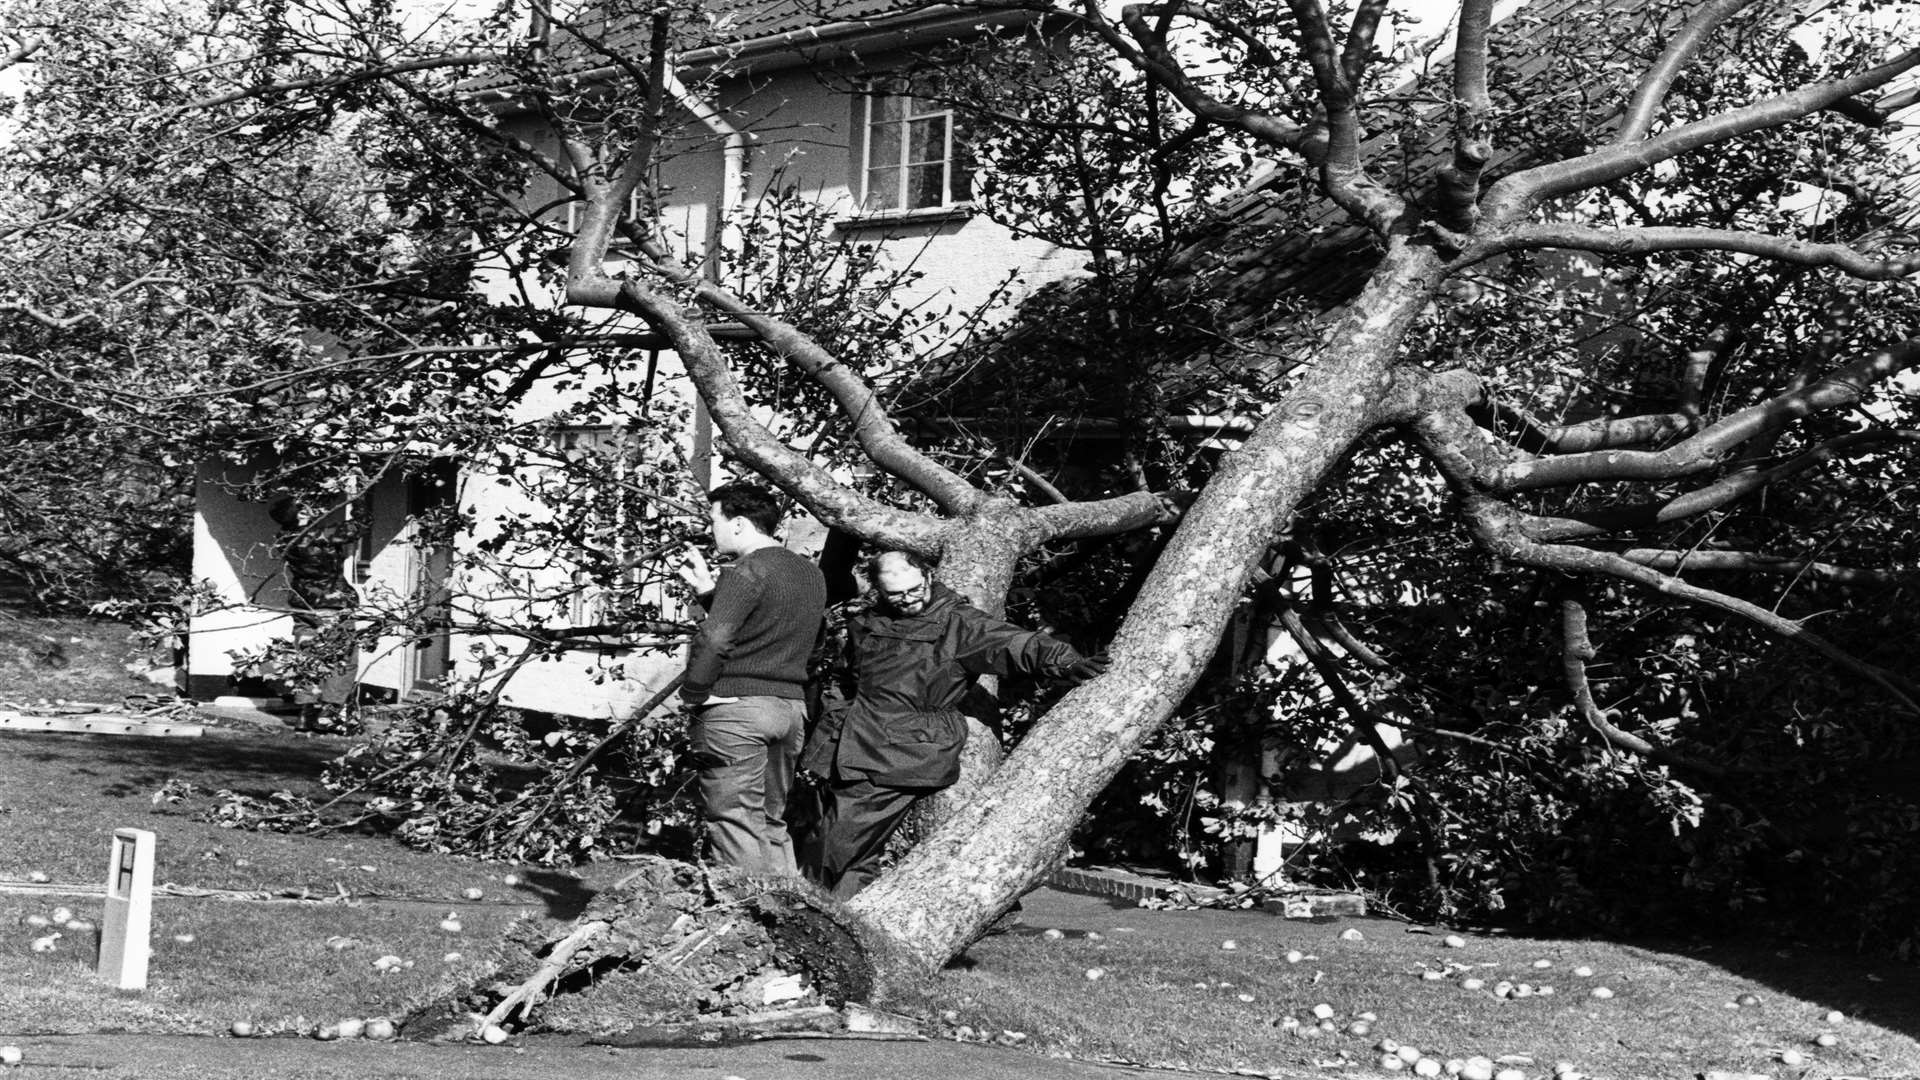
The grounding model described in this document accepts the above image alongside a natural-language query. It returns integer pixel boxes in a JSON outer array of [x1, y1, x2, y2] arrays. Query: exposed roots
[[469, 856, 890, 1041]]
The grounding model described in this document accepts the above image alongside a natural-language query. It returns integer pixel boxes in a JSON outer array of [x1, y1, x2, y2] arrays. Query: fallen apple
[[1824, 1010, 1845, 1025], [22, 915, 48, 929], [443, 951, 463, 963], [0, 1046, 20, 1065], [1285, 950, 1305, 963], [1590, 987, 1614, 1000], [1531, 959, 1552, 969], [1813, 1033, 1837, 1048], [230, 1020, 253, 1038], [1396, 1045, 1423, 1065], [1347, 1021, 1371, 1037], [1494, 1069, 1527, 1080], [1311, 1003, 1336, 1020], [463, 887, 484, 901], [1357, 1011, 1378, 1022], [29, 933, 60, 953], [1084, 967, 1107, 981], [1042, 929, 1065, 941], [1379, 1053, 1406, 1071], [481, 1024, 508, 1045], [1414, 1058, 1443, 1077], [1778, 1049, 1804, 1067], [49, 907, 72, 925], [1339, 928, 1366, 942], [1237, 993, 1255, 1003], [336, 1018, 365, 1040], [1443, 935, 1467, 949], [1572, 966, 1594, 977], [439, 913, 463, 933], [314, 1025, 338, 1042], [1461, 978, 1485, 991], [1221, 939, 1239, 950], [365, 1019, 395, 1040], [1461, 1056, 1496, 1080], [1736, 993, 1760, 1007], [26, 871, 48, 883]]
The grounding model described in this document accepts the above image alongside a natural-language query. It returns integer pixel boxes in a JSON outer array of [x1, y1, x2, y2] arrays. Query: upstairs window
[[861, 92, 973, 213]]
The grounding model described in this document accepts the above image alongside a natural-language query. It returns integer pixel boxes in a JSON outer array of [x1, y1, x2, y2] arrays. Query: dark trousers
[[817, 777, 940, 899]]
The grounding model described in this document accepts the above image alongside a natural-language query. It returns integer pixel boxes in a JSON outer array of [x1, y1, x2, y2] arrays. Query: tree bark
[[847, 241, 1447, 983]]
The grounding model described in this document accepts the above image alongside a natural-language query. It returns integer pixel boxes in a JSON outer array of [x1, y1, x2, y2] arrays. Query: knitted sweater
[[680, 546, 826, 704]]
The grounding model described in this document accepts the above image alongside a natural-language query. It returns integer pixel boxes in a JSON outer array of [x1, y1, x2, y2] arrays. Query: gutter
[[478, 5, 1045, 111]]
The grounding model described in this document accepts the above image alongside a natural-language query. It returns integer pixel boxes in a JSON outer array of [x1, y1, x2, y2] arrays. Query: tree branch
[[595, 274, 946, 553], [1433, 0, 1494, 232], [1, 35, 42, 73], [1339, 0, 1392, 87], [1284, 0, 1405, 234], [1613, 0, 1760, 145], [1473, 223, 1920, 280], [1483, 46, 1920, 221], [0, 275, 177, 329], [1491, 339, 1920, 491], [1029, 489, 1176, 542], [179, 52, 502, 113], [1098, 2, 1312, 155], [1616, 548, 1915, 586], [1277, 600, 1399, 782], [1558, 593, 1729, 778], [1528, 427, 1920, 541], [1462, 496, 1920, 715], [567, 189, 985, 515]]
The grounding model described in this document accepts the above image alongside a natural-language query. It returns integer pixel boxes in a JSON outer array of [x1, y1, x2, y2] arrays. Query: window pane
[[906, 163, 944, 210], [907, 116, 947, 166], [866, 166, 902, 211], [868, 113, 901, 170], [870, 93, 904, 123], [949, 136, 974, 203]]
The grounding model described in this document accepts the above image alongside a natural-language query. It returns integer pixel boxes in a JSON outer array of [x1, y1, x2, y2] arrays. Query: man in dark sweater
[[678, 481, 826, 875]]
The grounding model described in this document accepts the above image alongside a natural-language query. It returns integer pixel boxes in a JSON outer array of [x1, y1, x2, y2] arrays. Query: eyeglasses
[[881, 581, 929, 606]]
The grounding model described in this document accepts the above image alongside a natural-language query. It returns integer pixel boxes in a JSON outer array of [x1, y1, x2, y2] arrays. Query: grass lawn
[[889, 893, 1920, 1079], [3, 615, 1919, 1080]]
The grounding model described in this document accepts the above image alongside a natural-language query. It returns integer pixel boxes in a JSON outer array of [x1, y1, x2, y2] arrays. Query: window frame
[[855, 88, 974, 216]]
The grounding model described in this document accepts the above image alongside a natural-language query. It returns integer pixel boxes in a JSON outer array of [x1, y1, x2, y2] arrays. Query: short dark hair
[[709, 480, 783, 537]]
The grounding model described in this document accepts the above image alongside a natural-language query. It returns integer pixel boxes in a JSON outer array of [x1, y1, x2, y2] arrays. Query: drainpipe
[[661, 69, 747, 261]]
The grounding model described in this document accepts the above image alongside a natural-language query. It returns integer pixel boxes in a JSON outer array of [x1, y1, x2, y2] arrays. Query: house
[[186, 0, 1090, 723]]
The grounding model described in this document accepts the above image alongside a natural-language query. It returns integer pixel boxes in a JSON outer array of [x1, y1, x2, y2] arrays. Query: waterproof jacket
[[807, 582, 1085, 788]]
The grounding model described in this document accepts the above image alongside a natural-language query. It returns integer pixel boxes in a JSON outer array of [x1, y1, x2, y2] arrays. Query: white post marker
[[99, 828, 155, 990]]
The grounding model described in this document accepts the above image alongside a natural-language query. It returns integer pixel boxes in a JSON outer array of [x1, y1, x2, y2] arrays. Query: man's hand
[[678, 545, 716, 596], [1063, 655, 1110, 685]]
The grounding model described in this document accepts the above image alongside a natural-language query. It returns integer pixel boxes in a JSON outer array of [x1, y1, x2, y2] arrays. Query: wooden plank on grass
[[0, 711, 203, 737]]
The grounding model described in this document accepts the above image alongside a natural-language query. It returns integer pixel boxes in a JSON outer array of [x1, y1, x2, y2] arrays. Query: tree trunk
[[848, 242, 1447, 984]]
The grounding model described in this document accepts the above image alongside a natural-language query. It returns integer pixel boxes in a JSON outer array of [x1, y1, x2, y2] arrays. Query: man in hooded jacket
[[801, 550, 1106, 898]]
